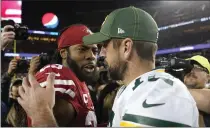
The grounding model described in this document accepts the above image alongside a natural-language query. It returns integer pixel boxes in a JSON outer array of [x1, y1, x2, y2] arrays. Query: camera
[[156, 57, 194, 81], [37, 50, 55, 70], [15, 59, 30, 73], [39, 53, 53, 69], [1, 20, 29, 40]]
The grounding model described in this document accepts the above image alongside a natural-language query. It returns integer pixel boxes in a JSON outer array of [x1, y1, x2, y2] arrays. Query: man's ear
[[59, 49, 68, 59], [121, 38, 133, 60], [207, 74, 210, 81]]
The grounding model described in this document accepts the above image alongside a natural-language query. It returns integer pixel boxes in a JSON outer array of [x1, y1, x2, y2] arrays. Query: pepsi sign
[[42, 13, 59, 29]]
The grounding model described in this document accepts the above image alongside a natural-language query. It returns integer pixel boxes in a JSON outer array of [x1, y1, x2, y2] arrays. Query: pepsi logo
[[42, 13, 59, 29]]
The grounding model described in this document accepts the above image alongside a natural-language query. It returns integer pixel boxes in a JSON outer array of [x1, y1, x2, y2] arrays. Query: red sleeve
[[35, 64, 77, 101]]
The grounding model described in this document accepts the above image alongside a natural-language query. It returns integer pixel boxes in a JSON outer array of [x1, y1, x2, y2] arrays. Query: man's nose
[[86, 50, 96, 61]]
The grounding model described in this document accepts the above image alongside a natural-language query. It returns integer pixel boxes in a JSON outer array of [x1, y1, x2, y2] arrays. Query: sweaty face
[[184, 65, 208, 89], [100, 40, 127, 81], [67, 44, 99, 85]]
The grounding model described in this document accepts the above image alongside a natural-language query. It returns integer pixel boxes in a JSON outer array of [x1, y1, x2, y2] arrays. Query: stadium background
[[2, 0, 210, 74]]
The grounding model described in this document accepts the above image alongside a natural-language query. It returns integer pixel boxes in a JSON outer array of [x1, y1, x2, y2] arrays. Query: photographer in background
[[1, 58, 18, 104], [184, 55, 210, 127], [1, 57, 29, 127], [1, 58, 17, 126], [1, 25, 15, 51], [5, 79, 27, 127], [1, 25, 15, 74], [1, 20, 28, 61], [184, 55, 210, 89], [1, 24, 15, 127], [28, 50, 55, 76]]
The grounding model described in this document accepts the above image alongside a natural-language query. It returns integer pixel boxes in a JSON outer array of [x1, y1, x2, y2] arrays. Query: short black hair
[[112, 39, 158, 62]]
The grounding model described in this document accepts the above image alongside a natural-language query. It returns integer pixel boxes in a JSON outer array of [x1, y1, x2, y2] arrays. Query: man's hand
[[28, 56, 41, 75], [8, 59, 18, 75], [1, 25, 15, 50], [17, 73, 58, 127]]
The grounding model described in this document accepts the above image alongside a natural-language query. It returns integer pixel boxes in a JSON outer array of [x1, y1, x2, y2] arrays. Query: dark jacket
[[1, 72, 13, 106], [1, 50, 14, 127], [1, 50, 5, 61]]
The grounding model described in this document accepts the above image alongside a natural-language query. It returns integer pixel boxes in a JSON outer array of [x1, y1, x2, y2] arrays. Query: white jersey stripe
[[55, 87, 75, 98], [39, 79, 75, 87]]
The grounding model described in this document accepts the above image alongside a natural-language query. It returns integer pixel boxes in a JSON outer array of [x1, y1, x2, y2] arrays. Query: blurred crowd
[[1, 6, 210, 127]]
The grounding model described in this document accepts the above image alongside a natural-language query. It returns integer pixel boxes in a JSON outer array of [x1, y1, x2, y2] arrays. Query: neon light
[[179, 46, 194, 51], [4, 43, 210, 58], [4, 53, 39, 57], [157, 43, 210, 55], [32, 31, 46, 34], [27, 30, 59, 36], [156, 48, 180, 55], [194, 43, 210, 50], [1, 16, 210, 36], [5, 53, 20, 57]]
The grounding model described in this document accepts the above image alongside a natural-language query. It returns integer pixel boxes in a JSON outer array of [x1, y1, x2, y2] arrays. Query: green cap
[[83, 6, 159, 45]]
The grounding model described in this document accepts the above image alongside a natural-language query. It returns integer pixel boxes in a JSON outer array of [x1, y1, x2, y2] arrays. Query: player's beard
[[66, 55, 99, 85], [108, 57, 127, 81]]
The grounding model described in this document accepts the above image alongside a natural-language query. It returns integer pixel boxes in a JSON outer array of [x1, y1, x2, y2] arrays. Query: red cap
[[57, 24, 93, 50]]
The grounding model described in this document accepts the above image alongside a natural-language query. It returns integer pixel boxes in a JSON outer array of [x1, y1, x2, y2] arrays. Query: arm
[[31, 107, 58, 127], [28, 56, 41, 75], [189, 89, 210, 114], [31, 91, 76, 127], [1, 59, 17, 105], [1, 25, 15, 51], [53, 97, 76, 127]]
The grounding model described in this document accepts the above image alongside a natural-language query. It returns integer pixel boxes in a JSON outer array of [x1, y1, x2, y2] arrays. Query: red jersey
[[27, 64, 97, 127]]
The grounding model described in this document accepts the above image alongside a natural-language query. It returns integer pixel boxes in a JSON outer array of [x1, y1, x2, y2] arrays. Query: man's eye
[[78, 48, 86, 51]]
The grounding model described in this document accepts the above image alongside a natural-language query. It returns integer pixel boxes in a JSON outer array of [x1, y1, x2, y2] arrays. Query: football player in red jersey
[[18, 24, 98, 127]]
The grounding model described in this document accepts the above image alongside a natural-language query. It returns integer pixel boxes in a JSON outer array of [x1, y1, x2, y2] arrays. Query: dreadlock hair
[[50, 50, 63, 64]]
